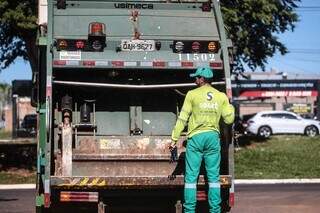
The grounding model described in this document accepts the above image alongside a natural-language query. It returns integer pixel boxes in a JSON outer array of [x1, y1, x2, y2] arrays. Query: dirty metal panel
[[74, 136, 185, 155], [51, 175, 231, 189], [62, 126, 72, 176], [72, 161, 177, 176], [73, 153, 171, 160], [142, 112, 176, 135], [95, 112, 130, 135]]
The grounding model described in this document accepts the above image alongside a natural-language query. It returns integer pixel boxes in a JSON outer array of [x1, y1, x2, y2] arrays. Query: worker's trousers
[[184, 131, 221, 213]]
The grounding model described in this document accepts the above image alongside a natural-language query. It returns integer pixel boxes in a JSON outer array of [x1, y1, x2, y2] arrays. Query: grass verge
[[0, 168, 36, 184], [0, 129, 11, 140], [235, 135, 320, 179]]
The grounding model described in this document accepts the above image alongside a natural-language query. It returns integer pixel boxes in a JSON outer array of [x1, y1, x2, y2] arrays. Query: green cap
[[190, 67, 213, 78]]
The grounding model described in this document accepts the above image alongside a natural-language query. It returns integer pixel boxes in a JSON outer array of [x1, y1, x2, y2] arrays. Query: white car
[[246, 111, 320, 138]]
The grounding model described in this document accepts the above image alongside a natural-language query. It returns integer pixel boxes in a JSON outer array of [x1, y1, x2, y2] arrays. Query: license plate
[[120, 40, 155, 51]]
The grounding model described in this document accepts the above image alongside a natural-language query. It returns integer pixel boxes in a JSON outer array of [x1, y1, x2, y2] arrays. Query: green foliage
[[0, 129, 12, 140], [221, 0, 300, 71], [0, 0, 300, 72], [0, 0, 37, 71], [0, 129, 11, 139], [235, 136, 320, 179]]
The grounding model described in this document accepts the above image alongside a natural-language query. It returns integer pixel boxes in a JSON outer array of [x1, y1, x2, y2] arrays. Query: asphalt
[[1, 184, 320, 213]]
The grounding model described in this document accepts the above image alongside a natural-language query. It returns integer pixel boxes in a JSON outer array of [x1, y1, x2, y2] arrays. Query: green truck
[[34, 0, 234, 212]]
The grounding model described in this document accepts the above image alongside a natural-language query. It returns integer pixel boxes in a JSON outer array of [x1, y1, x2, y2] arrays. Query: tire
[[258, 126, 272, 138], [305, 125, 318, 137]]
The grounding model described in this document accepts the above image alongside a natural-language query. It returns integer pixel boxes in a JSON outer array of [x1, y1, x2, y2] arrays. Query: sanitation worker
[[170, 67, 235, 213]]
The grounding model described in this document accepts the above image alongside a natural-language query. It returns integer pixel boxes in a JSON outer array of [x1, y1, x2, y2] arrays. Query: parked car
[[234, 113, 256, 135], [246, 111, 320, 138]]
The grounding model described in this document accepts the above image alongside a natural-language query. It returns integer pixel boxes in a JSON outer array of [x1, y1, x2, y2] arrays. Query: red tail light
[[89, 22, 105, 36], [229, 192, 235, 206], [197, 191, 207, 201], [76, 40, 85, 49], [191, 41, 200, 53], [201, 3, 212, 12], [44, 193, 51, 208]]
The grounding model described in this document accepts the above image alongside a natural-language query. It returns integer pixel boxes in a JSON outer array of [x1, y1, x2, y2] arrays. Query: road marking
[[1, 179, 320, 189], [235, 179, 320, 184], [0, 184, 36, 189]]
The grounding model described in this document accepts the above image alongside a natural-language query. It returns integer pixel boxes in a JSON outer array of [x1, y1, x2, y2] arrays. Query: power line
[[284, 57, 320, 63], [298, 6, 320, 9], [288, 49, 320, 55], [271, 58, 319, 75]]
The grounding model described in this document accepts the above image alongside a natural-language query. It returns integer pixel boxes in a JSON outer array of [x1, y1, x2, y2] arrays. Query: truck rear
[[35, 0, 234, 212]]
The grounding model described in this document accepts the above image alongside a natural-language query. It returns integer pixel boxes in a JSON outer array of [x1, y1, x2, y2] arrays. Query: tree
[[0, 0, 299, 72], [220, 0, 300, 71], [0, 83, 11, 120], [0, 1, 37, 72]]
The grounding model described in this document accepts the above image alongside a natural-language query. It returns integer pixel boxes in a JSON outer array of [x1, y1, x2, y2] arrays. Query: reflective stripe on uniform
[[185, 183, 197, 189], [209, 182, 220, 188]]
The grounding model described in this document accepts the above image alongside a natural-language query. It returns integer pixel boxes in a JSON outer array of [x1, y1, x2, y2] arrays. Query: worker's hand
[[168, 140, 177, 152], [169, 140, 178, 163]]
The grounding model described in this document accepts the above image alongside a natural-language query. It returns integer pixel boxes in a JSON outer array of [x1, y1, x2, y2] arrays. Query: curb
[[235, 179, 320, 184], [0, 184, 36, 190], [1, 179, 320, 189]]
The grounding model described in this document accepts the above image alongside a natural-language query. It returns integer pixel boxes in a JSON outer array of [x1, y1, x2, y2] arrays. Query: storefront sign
[[240, 90, 318, 97], [284, 103, 312, 114]]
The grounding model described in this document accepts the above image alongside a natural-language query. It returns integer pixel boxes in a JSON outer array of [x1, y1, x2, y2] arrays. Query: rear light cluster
[[57, 39, 87, 51], [60, 191, 98, 202], [56, 22, 106, 52], [172, 41, 220, 53], [56, 39, 106, 52]]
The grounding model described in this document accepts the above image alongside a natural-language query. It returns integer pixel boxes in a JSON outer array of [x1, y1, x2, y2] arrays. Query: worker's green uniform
[[171, 84, 234, 213]]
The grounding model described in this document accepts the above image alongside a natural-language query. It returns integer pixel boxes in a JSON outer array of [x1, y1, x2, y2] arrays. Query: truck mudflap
[[50, 175, 231, 189]]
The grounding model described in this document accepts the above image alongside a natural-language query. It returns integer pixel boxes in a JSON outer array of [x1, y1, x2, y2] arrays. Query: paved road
[[0, 184, 319, 212], [234, 184, 320, 213], [0, 189, 35, 213]]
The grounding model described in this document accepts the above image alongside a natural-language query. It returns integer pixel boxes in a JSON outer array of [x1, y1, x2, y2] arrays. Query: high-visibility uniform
[[171, 84, 234, 213]]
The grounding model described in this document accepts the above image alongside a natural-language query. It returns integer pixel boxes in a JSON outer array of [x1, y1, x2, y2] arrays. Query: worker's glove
[[169, 141, 178, 163], [168, 174, 176, 180]]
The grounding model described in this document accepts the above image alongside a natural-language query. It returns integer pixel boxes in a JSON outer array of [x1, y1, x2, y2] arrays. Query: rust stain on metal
[[136, 138, 150, 150]]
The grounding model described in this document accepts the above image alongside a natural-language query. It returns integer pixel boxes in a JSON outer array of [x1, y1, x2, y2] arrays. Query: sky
[[0, 0, 319, 84], [263, 0, 320, 76]]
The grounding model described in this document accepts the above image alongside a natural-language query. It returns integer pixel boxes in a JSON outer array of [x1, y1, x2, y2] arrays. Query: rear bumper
[[50, 175, 232, 189], [246, 125, 258, 135]]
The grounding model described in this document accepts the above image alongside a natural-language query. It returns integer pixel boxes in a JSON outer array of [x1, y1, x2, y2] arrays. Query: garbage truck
[[34, 0, 234, 212]]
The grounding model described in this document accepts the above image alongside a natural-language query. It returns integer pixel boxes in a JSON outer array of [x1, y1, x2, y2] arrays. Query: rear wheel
[[305, 125, 318, 137], [258, 126, 272, 138]]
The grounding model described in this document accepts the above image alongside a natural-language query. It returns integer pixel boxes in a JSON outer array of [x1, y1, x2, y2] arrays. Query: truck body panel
[[35, 0, 234, 212]]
